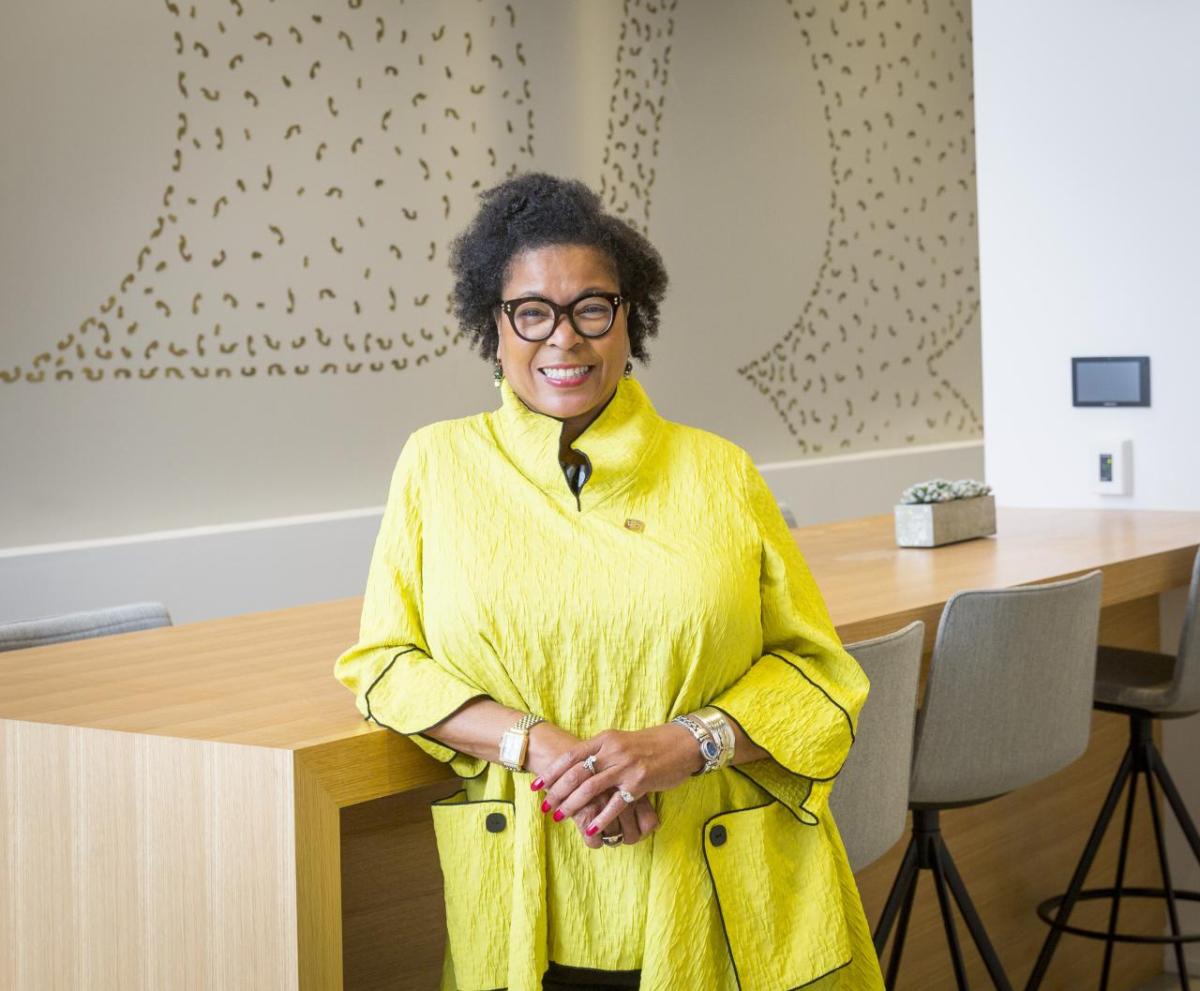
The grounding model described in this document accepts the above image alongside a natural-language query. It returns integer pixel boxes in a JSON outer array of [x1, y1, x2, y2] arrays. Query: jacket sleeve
[[333, 430, 491, 778], [709, 451, 870, 789]]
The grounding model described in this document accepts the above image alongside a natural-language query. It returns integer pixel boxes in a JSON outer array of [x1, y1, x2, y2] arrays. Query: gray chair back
[[1162, 547, 1200, 714], [909, 570, 1103, 806], [830, 621, 925, 871], [0, 602, 172, 652]]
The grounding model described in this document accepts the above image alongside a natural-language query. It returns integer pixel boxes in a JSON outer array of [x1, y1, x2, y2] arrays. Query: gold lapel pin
[[624, 518, 645, 532]]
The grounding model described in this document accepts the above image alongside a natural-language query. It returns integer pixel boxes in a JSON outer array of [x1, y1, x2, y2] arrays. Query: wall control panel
[[1094, 439, 1132, 496]]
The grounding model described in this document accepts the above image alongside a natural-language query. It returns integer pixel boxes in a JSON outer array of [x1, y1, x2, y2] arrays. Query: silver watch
[[672, 713, 723, 774], [499, 713, 545, 771], [693, 707, 735, 770]]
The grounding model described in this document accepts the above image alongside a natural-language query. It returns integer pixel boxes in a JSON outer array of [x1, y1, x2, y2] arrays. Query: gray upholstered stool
[[0, 601, 172, 652], [1026, 548, 1200, 991], [830, 621, 925, 872], [874, 570, 1104, 991]]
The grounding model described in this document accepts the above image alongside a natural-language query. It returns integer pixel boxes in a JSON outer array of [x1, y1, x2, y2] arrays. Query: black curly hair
[[448, 172, 668, 364]]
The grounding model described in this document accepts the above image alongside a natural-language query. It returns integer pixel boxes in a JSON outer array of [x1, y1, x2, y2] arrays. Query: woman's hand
[[526, 722, 660, 848], [535, 724, 703, 842]]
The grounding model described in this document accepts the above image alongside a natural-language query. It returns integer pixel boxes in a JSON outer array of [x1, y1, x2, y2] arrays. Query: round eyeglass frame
[[496, 291, 627, 342]]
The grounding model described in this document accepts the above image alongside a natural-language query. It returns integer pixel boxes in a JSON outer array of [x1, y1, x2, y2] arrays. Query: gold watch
[[499, 713, 546, 771]]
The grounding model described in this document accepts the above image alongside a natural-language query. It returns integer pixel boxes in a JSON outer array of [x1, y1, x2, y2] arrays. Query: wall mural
[[0, 0, 675, 385], [740, 0, 981, 452], [1, 0, 979, 457], [598, 0, 675, 235]]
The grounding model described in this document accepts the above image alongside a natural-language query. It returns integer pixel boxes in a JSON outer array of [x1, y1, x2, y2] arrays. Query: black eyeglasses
[[496, 291, 627, 342]]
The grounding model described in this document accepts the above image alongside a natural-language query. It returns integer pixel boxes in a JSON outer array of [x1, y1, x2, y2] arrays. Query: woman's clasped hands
[[528, 723, 704, 849]]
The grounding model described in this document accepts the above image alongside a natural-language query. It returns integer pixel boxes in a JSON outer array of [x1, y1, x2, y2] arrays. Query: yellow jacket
[[334, 375, 884, 991]]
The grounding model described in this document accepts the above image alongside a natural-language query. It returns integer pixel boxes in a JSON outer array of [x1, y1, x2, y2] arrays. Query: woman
[[334, 173, 885, 991]]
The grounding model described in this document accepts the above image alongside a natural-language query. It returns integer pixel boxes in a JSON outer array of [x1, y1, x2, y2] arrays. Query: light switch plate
[[1094, 439, 1132, 496]]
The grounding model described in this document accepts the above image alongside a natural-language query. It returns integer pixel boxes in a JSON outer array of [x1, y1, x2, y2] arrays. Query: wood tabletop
[[2, 506, 1197, 752], [802, 506, 1200, 631]]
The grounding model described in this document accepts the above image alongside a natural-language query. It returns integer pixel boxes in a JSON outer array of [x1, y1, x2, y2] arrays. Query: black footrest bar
[[1035, 887, 1200, 945]]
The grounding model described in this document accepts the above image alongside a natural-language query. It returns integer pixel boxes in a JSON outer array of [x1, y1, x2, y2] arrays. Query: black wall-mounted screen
[[1072, 356, 1150, 407]]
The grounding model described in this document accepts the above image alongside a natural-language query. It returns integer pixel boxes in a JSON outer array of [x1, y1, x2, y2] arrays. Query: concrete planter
[[894, 494, 997, 548]]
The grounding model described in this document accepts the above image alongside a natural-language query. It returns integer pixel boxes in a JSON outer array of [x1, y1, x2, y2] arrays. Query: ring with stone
[[601, 832, 624, 846], [582, 754, 599, 775], [618, 788, 636, 804]]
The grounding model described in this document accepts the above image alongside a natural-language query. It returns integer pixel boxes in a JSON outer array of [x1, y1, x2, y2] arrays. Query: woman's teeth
[[540, 365, 593, 382]]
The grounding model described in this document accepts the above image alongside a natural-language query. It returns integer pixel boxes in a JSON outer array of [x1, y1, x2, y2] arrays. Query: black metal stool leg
[[885, 858, 920, 990], [937, 835, 1014, 990], [1150, 744, 1200, 865], [1029, 713, 1200, 991], [875, 835, 918, 956], [929, 835, 971, 990], [1024, 745, 1135, 991], [1144, 760, 1192, 990], [1099, 758, 1140, 991]]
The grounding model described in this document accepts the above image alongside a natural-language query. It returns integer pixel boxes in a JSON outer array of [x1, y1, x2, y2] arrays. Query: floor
[[1134, 975, 1193, 990]]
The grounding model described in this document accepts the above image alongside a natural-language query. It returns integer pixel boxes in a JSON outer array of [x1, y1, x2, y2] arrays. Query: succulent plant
[[900, 477, 992, 505]]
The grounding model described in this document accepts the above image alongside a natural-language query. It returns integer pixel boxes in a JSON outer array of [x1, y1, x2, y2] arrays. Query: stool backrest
[[0, 602, 172, 652], [909, 570, 1103, 806], [1164, 546, 1200, 714], [830, 621, 925, 872]]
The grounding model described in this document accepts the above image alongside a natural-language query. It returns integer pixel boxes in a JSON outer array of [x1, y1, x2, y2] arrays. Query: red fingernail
[[531, 778, 544, 791], [552, 809, 565, 822], [541, 799, 551, 813], [585, 824, 599, 837]]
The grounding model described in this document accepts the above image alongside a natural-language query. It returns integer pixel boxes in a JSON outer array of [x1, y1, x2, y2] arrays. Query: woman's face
[[495, 243, 630, 438]]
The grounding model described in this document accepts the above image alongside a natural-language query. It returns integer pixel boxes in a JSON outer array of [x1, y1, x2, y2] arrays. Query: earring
[[493, 360, 503, 387], [623, 359, 633, 378]]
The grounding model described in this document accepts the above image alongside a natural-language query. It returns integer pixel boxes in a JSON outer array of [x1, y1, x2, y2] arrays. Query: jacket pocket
[[703, 799, 852, 991], [430, 789, 515, 991]]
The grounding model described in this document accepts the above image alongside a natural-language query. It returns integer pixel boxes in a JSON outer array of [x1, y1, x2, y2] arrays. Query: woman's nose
[[545, 312, 584, 348]]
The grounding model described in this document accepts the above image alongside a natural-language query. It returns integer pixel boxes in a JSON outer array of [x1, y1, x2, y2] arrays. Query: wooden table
[[2, 507, 1198, 990]]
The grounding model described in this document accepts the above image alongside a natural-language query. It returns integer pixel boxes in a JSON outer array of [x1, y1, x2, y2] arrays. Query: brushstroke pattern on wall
[[0, 0, 675, 384], [0, 0, 977, 465], [739, 0, 981, 452]]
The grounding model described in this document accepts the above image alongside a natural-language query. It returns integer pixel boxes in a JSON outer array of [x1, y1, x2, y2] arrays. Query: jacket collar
[[489, 374, 664, 511]]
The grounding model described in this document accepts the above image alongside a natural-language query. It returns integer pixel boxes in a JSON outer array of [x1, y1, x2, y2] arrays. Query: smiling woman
[[495, 244, 632, 453], [332, 173, 884, 991]]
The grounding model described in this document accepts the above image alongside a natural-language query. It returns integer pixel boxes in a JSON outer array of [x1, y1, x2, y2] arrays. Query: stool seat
[[1094, 645, 1177, 710]]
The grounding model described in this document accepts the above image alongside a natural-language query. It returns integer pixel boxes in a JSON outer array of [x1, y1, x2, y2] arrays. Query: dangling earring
[[493, 360, 503, 387], [623, 359, 633, 378]]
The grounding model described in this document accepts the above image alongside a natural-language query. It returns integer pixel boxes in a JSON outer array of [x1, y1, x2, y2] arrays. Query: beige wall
[[0, 0, 981, 548]]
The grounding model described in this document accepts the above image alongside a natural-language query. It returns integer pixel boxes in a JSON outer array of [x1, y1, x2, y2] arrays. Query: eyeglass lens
[[511, 296, 615, 340]]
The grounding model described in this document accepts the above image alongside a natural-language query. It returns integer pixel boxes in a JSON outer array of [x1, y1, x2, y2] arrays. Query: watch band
[[692, 707, 735, 770], [498, 713, 545, 772]]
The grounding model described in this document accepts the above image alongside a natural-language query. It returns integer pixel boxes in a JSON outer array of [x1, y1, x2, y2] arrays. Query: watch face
[[499, 733, 523, 765], [701, 739, 720, 760]]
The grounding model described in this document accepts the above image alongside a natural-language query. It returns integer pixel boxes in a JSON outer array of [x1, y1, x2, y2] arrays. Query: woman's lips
[[538, 365, 594, 387]]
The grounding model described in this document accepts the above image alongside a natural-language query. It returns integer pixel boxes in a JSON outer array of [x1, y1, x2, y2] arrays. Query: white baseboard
[[0, 440, 984, 626], [0, 510, 384, 626]]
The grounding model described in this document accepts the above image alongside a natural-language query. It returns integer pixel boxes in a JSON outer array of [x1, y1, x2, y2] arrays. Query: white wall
[[973, 0, 1200, 974]]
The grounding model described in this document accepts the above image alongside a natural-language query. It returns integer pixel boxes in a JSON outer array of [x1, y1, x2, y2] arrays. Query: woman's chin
[[539, 393, 599, 422]]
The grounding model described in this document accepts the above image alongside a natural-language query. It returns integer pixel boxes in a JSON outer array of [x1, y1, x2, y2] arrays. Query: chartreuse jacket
[[334, 374, 885, 991]]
